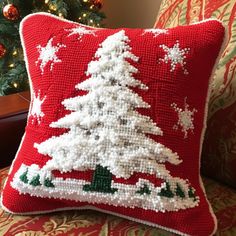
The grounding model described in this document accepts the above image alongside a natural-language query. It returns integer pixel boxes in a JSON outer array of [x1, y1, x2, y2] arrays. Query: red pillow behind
[[1, 13, 225, 236]]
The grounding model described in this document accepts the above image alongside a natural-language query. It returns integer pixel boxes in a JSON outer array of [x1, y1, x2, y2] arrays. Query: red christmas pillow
[[1, 13, 225, 236]]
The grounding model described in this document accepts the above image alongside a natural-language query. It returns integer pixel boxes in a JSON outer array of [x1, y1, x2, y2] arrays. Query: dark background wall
[[102, 0, 161, 28]]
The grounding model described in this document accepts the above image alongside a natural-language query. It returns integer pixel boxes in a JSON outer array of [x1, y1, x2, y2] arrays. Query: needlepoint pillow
[[1, 13, 225, 236], [155, 0, 236, 188]]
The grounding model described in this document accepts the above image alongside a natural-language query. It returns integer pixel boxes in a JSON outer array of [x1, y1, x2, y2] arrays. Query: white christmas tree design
[[159, 40, 190, 74], [34, 30, 181, 180], [13, 31, 199, 212], [29, 90, 46, 124], [36, 37, 66, 74], [66, 26, 97, 41]]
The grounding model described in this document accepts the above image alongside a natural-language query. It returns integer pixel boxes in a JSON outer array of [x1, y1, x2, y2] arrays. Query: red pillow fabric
[[1, 13, 225, 236]]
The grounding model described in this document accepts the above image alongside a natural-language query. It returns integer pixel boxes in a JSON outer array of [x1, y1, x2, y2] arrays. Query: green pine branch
[[0, 0, 105, 95]]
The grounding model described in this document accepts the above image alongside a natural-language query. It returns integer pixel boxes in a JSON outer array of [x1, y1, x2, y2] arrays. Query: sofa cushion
[[1, 167, 235, 235], [155, 0, 236, 189], [1, 13, 226, 236]]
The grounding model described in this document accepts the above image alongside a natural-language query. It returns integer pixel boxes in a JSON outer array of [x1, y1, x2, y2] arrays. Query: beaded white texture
[[142, 29, 168, 37], [65, 26, 97, 41], [171, 97, 197, 138], [29, 90, 46, 124], [159, 40, 190, 74], [36, 37, 66, 74]]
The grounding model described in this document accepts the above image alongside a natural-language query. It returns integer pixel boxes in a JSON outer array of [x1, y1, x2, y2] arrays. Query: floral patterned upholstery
[[0, 167, 235, 235]]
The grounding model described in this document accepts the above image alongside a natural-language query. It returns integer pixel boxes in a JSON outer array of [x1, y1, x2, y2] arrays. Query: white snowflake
[[36, 38, 66, 74], [29, 90, 46, 124], [66, 26, 97, 41], [142, 29, 168, 37], [171, 97, 197, 138], [159, 40, 190, 74]]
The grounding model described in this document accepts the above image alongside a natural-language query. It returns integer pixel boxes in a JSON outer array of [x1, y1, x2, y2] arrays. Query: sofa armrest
[[0, 91, 30, 168]]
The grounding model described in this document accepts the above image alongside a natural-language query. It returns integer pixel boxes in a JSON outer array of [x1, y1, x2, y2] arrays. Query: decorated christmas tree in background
[[0, 0, 105, 96]]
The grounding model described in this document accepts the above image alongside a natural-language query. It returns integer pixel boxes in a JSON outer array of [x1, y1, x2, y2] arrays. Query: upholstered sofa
[[0, 91, 235, 235]]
